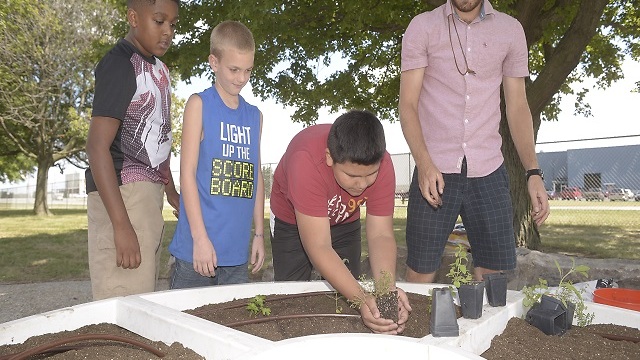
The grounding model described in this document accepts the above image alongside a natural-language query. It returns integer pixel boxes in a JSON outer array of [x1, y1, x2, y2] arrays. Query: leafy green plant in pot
[[446, 244, 484, 319], [521, 258, 595, 329]]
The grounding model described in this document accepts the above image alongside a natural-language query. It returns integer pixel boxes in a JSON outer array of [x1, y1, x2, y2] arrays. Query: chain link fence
[[2, 149, 639, 228]]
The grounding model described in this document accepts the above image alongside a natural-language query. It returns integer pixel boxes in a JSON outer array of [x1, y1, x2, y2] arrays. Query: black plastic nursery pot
[[458, 281, 485, 319], [484, 272, 508, 307], [430, 287, 459, 337], [525, 295, 574, 336]]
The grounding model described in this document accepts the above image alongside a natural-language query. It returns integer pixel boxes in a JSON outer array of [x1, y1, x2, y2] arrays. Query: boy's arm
[[364, 214, 396, 280], [365, 214, 412, 331], [165, 168, 179, 217], [295, 211, 399, 334], [86, 116, 140, 269], [180, 94, 217, 277], [503, 76, 550, 226], [251, 112, 265, 273]]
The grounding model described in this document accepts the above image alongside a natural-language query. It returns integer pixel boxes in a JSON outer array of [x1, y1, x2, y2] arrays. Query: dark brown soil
[[186, 291, 435, 341], [376, 290, 399, 323], [482, 317, 640, 360], [2, 293, 638, 359], [0, 323, 204, 359]]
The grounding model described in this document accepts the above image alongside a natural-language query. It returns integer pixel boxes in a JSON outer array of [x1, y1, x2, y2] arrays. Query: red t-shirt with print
[[270, 124, 395, 225]]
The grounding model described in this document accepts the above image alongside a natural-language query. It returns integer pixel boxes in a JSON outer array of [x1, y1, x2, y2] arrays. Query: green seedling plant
[[521, 258, 595, 327], [246, 295, 271, 317], [348, 270, 395, 310], [373, 270, 395, 298], [446, 244, 474, 289], [327, 291, 344, 314]]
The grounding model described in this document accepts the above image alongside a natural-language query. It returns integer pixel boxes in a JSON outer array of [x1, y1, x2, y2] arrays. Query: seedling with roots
[[349, 271, 398, 322], [521, 258, 595, 327]]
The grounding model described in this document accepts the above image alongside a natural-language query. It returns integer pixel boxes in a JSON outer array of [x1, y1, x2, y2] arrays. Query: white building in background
[[538, 144, 640, 194], [62, 172, 87, 198]]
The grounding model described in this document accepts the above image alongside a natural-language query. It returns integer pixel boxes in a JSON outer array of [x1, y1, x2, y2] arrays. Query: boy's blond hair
[[210, 21, 255, 58]]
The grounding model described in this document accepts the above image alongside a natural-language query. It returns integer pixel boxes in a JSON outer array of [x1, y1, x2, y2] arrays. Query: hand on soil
[[396, 288, 413, 333]]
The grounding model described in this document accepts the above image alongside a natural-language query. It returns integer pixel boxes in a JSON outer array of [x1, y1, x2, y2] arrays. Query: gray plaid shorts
[[405, 160, 516, 274]]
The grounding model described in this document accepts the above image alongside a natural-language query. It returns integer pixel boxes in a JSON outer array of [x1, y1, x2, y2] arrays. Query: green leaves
[[521, 258, 595, 327], [446, 244, 474, 288], [246, 295, 271, 317], [0, 0, 119, 212], [167, 0, 639, 125]]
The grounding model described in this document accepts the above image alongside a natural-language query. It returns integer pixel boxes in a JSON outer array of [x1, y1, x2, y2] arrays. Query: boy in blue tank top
[[168, 21, 265, 288]]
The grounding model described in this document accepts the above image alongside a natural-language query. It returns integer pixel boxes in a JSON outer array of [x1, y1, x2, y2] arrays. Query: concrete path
[[0, 279, 169, 324]]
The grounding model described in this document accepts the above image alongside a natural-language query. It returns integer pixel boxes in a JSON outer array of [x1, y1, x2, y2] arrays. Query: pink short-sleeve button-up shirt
[[401, 0, 529, 177]]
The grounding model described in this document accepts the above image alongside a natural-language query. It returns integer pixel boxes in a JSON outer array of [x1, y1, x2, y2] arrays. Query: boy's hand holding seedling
[[349, 272, 412, 334]]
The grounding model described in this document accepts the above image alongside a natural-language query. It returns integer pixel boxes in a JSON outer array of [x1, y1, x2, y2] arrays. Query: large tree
[[0, 0, 118, 215], [166, 0, 639, 248]]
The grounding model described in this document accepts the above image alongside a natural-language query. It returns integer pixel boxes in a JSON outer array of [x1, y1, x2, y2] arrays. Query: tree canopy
[[166, 0, 639, 125], [164, 0, 639, 247], [0, 0, 118, 214]]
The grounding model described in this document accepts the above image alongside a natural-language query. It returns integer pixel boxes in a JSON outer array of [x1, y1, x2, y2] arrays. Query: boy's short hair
[[127, 0, 180, 9], [327, 110, 386, 165], [210, 20, 255, 58]]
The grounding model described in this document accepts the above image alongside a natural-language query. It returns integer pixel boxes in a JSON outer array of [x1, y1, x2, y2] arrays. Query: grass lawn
[[0, 203, 639, 284]]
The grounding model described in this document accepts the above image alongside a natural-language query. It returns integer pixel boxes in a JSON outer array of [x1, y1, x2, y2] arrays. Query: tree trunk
[[33, 158, 53, 216], [499, 100, 542, 249]]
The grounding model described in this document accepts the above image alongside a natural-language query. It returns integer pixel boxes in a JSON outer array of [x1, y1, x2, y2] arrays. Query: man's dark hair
[[327, 110, 386, 165]]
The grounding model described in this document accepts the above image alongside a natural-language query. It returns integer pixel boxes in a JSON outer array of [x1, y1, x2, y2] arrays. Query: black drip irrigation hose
[[224, 313, 362, 328], [1, 334, 166, 360], [591, 332, 640, 343]]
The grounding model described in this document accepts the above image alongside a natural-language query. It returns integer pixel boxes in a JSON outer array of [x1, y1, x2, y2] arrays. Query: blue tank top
[[169, 86, 261, 266]]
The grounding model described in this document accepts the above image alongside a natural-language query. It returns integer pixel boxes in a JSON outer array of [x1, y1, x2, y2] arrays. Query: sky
[[534, 60, 640, 153], [3, 60, 639, 189]]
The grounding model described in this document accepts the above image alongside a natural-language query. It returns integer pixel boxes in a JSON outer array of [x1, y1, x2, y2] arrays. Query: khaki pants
[[88, 182, 165, 300]]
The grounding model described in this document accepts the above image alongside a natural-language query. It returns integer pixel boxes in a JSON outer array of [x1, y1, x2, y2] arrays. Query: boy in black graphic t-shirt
[[85, 0, 180, 300]]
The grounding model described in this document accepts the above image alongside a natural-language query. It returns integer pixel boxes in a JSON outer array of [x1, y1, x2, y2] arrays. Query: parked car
[[560, 187, 582, 200], [546, 190, 558, 200], [582, 188, 605, 201], [623, 189, 634, 199], [607, 188, 628, 201]]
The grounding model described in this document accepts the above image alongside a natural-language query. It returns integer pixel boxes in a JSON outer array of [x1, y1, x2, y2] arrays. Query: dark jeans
[[169, 257, 248, 289], [270, 216, 361, 281]]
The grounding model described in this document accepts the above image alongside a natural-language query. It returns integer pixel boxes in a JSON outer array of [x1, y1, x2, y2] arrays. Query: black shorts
[[405, 160, 516, 274], [270, 216, 361, 281]]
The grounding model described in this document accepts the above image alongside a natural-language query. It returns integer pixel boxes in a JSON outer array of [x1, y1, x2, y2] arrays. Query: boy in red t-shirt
[[270, 110, 411, 334]]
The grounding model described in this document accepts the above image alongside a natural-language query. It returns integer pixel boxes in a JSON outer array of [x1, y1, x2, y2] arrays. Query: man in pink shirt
[[399, 0, 549, 283]]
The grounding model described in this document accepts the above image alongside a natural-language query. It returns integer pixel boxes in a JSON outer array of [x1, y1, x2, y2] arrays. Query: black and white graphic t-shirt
[[86, 39, 172, 193]]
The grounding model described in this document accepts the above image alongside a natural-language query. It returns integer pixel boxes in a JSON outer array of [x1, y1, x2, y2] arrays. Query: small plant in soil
[[246, 295, 271, 317], [446, 244, 485, 319], [446, 244, 474, 289], [521, 258, 595, 326], [328, 291, 344, 313]]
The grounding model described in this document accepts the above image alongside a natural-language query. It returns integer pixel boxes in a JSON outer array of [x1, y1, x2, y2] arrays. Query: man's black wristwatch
[[526, 168, 544, 181]]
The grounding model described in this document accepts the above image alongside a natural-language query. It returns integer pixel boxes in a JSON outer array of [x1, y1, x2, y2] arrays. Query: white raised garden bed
[[1, 281, 638, 359]]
